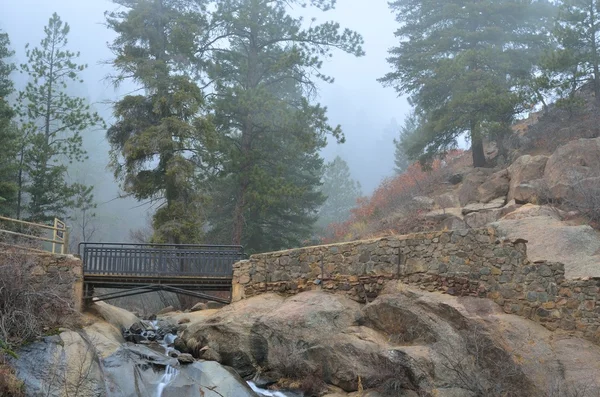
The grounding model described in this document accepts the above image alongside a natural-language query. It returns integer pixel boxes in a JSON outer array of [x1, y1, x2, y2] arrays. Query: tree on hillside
[[17, 13, 103, 222], [203, 0, 364, 251], [394, 112, 418, 174], [316, 156, 362, 232], [105, 0, 214, 244], [380, 0, 555, 167], [542, 0, 600, 105], [0, 31, 19, 216]]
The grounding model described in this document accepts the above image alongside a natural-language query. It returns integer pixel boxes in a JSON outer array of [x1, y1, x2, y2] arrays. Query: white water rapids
[[247, 381, 292, 397], [153, 321, 179, 397], [150, 321, 295, 397]]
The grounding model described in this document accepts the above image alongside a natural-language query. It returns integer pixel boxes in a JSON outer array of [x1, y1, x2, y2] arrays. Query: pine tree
[[17, 13, 103, 222], [545, 0, 600, 103], [380, 0, 554, 167], [106, 0, 214, 244], [0, 31, 18, 216], [316, 156, 362, 232], [204, 0, 364, 251], [394, 113, 417, 174]]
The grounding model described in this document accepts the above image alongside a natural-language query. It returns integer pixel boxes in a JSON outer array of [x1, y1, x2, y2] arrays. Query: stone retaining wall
[[0, 251, 83, 312], [232, 228, 600, 343]]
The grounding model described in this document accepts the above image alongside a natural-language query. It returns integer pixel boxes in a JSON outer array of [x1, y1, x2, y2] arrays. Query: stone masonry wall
[[232, 228, 600, 343], [0, 251, 83, 312]]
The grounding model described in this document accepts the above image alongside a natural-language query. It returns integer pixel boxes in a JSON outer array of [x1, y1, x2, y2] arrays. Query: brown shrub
[[267, 342, 326, 396], [567, 179, 600, 229], [0, 364, 25, 397], [324, 150, 470, 243], [0, 249, 75, 349]]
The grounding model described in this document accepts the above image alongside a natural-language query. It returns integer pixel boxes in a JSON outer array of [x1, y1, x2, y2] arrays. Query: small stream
[[248, 381, 296, 397], [143, 320, 298, 397], [152, 321, 179, 397], [11, 318, 299, 397]]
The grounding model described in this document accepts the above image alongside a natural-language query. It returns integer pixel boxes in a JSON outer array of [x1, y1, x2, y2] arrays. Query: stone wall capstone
[[232, 228, 600, 343]]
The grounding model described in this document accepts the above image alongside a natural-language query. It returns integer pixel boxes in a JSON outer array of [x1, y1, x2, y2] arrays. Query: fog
[[0, 0, 408, 242]]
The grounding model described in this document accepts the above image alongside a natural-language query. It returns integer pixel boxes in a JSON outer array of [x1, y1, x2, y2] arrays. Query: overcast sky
[[1, 0, 409, 193], [1, 0, 410, 244]]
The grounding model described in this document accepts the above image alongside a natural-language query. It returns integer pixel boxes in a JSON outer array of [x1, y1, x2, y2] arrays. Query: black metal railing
[[79, 242, 244, 278]]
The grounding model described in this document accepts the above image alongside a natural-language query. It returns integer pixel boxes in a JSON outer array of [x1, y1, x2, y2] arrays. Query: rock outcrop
[[181, 288, 600, 396], [476, 169, 509, 203], [543, 137, 600, 200], [11, 303, 258, 397], [492, 205, 600, 278], [507, 154, 549, 203], [457, 168, 496, 206]]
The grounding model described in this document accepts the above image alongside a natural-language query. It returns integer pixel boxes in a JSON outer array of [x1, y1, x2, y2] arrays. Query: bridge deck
[[80, 242, 244, 302]]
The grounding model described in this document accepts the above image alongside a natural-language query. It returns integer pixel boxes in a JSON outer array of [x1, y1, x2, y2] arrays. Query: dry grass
[[267, 342, 326, 396], [0, 361, 25, 397], [566, 179, 600, 229], [509, 89, 600, 157], [0, 249, 75, 349]]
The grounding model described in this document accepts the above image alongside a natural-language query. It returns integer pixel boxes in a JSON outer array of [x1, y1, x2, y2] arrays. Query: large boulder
[[492, 208, 600, 278], [463, 200, 521, 228], [477, 169, 510, 203], [88, 301, 141, 331], [543, 137, 600, 200], [12, 312, 258, 397], [434, 192, 461, 209], [461, 197, 506, 215], [464, 209, 504, 229], [511, 179, 546, 204], [507, 155, 549, 203], [181, 288, 600, 396], [378, 283, 600, 397], [182, 292, 362, 382], [424, 208, 467, 230], [457, 168, 496, 206]]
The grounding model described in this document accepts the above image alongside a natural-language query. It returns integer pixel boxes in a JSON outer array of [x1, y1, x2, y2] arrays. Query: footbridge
[[80, 242, 245, 304]]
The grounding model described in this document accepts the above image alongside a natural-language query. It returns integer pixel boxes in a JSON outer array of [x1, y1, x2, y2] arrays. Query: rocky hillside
[[162, 284, 600, 397], [326, 100, 600, 281]]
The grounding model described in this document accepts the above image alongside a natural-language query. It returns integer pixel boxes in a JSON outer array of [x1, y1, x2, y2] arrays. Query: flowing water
[[143, 321, 296, 397], [153, 322, 179, 397], [247, 381, 294, 397], [156, 365, 178, 397]]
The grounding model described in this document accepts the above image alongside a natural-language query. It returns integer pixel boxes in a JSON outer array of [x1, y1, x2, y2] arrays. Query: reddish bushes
[[323, 150, 469, 243]]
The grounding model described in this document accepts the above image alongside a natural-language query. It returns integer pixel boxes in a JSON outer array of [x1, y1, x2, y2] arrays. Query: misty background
[[0, 0, 409, 243]]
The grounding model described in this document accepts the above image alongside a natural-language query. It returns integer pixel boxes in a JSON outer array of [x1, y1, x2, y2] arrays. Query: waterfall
[[247, 381, 291, 397], [156, 365, 177, 397], [154, 322, 179, 397]]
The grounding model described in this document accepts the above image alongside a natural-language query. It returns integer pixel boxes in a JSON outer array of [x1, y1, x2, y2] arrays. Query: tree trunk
[[590, 0, 600, 101], [231, 12, 259, 247], [471, 122, 486, 168], [16, 146, 25, 219], [231, 182, 247, 246]]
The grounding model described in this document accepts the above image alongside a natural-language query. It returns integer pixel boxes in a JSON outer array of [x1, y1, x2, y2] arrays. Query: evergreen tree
[[17, 13, 103, 221], [316, 156, 362, 231], [394, 113, 417, 174], [543, 0, 600, 104], [380, 0, 554, 167], [204, 0, 364, 251], [0, 31, 18, 216], [106, 0, 214, 244]]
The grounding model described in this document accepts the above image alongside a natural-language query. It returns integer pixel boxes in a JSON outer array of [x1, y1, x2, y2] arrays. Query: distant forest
[[1, 0, 599, 253]]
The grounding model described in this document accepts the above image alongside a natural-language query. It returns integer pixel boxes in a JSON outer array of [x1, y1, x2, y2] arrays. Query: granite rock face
[[182, 288, 600, 396]]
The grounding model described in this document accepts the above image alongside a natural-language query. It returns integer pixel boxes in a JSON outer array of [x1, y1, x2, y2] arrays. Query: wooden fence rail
[[0, 215, 68, 254]]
